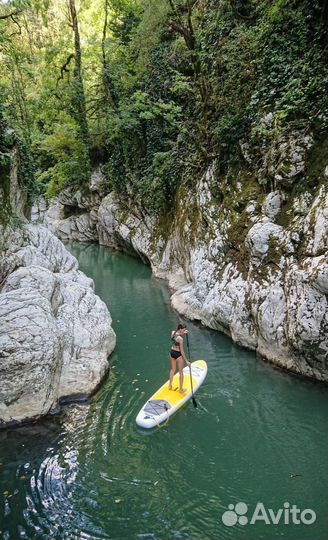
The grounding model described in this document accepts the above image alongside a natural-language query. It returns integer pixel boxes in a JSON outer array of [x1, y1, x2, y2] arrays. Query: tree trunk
[[68, 0, 90, 149], [101, 0, 118, 109]]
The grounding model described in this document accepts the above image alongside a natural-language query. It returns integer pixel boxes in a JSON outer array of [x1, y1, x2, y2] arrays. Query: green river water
[[0, 242, 327, 540]]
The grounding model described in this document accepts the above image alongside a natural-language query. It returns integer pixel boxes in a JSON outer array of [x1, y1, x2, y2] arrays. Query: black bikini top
[[171, 332, 181, 347]]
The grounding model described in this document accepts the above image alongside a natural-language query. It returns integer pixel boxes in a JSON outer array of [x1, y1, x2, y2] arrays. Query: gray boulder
[[0, 224, 116, 425]]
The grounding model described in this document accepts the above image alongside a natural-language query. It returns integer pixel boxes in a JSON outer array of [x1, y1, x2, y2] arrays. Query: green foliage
[[109, 7, 140, 45], [126, 0, 170, 76], [0, 104, 14, 169], [253, 0, 328, 124], [17, 138, 37, 203], [1, 0, 328, 216], [214, 110, 249, 152], [105, 85, 183, 213], [103, 32, 187, 214], [0, 95, 36, 223], [101, 0, 328, 210], [1, 0, 90, 199], [34, 114, 90, 197], [0, 100, 12, 225]]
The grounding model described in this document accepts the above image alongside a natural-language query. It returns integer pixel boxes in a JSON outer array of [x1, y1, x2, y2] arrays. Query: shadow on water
[[0, 242, 327, 540]]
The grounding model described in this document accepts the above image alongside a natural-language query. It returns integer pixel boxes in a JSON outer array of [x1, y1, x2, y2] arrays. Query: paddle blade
[[192, 396, 198, 408]]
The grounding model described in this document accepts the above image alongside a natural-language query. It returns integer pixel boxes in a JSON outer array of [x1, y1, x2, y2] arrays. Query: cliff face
[[0, 152, 116, 426], [35, 129, 328, 382]]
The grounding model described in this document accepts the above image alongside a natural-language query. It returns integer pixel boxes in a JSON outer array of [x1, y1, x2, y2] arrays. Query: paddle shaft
[[186, 333, 197, 408]]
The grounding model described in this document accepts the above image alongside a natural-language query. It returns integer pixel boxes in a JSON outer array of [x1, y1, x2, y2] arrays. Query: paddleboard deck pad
[[136, 360, 207, 428]]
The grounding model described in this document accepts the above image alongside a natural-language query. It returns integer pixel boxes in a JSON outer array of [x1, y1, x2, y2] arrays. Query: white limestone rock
[[57, 186, 101, 210], [25, 224, 78, 272], [0, 288, 61, 424], [245, 219, 288, 262], [303, 187, 328, 256], [167, 164, 328, 381], [293, 192, 312, 216], [33, 185, 101, 243], [0, 224, 116, 425], [257, 125, 313, 187], [56, 213, 98, 242], [90, 166, 107, 193], [98, 193, 159, 267], [245, 201, 258, 222], [2, 265, 58, 305], [31, 196, 48, 223], [273, 132, 313, 186], [308, 256, 328, 294], [262, 191, 282, 220], [56, 271, 115, 398]]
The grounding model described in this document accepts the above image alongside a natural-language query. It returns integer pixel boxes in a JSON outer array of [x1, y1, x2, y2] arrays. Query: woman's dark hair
[[177, 322, 186, 330]]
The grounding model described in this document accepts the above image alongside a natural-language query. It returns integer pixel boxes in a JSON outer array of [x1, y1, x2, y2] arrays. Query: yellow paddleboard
[[136, 360, 207, 428]]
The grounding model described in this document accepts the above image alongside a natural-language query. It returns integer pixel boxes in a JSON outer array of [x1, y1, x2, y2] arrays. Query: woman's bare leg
[[169, 357, 176, 390], [177, 357, 186, 393]]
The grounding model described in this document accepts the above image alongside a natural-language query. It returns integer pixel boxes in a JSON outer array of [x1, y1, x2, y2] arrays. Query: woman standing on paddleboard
[[169, 323, 190, 394]]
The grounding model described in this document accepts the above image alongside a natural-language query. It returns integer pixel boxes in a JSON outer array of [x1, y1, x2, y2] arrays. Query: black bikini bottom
[[170, 349, 182, 360]]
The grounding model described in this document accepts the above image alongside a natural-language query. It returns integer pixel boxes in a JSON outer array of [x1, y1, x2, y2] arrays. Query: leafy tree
[[0, 0, 327, 213]]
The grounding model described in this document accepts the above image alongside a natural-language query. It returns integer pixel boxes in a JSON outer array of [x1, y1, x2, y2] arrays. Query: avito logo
[[222, 502, 316, 527]]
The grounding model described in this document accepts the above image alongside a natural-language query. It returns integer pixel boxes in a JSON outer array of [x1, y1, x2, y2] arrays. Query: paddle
[[186, 333, 197, 408]]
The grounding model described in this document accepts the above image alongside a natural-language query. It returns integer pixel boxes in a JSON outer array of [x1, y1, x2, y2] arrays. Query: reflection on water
[[0, 243, 327, 540]]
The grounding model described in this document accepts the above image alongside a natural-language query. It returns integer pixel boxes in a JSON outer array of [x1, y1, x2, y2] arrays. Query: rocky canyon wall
[[33, 129, 328, 383]]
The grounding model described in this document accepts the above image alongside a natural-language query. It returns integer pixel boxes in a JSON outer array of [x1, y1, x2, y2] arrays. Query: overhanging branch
[[0, 10, 22, 20], [56, 53, 75, 86]]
